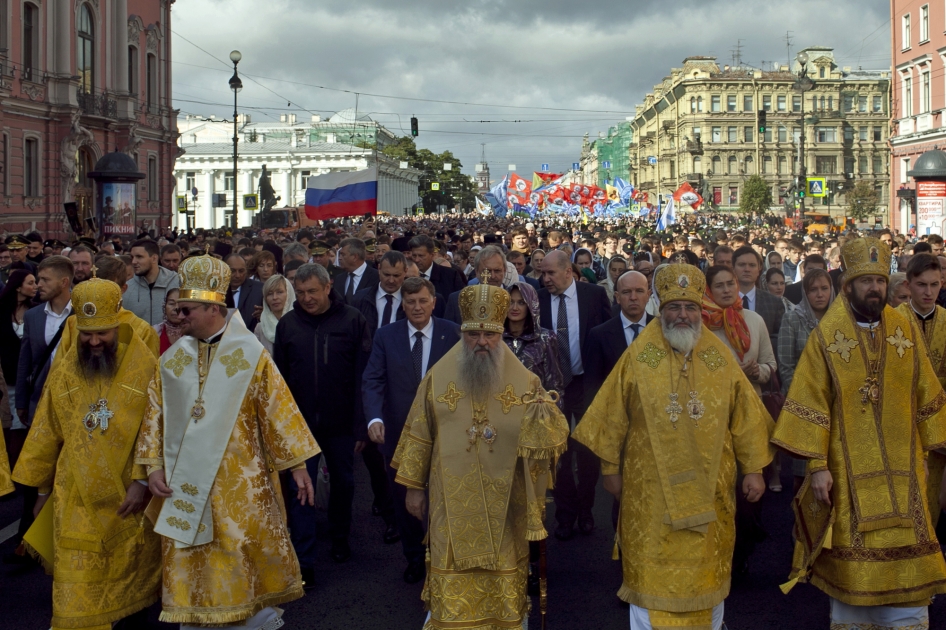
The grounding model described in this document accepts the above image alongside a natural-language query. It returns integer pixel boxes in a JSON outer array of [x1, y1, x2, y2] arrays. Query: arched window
[[728, 156, 737, 174], [711, 155, 721, 174], [744, 155, 754, 174], [128, 46, 139, 94], [146, 53, 157, 111], [23, 2, 38, 81], [690, 97, 696, 113], [693, 156, 701, 173], [697, 97, 704, 112], [77, 4, 95, 93]]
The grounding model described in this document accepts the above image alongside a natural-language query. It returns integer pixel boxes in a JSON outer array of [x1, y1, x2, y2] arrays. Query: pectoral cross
[[666, 393, 683, 428]]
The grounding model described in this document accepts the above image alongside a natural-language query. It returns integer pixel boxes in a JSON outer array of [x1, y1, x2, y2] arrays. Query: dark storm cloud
[[173, 0, 890, 175]]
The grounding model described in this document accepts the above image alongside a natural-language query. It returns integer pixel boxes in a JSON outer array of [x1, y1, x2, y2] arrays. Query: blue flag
[[485, 174, 509, 218], [656, 196, 676, 231]]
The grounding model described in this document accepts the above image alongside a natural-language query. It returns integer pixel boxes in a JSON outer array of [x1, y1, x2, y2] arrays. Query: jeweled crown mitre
[[655, 263, 706, 309], [178, 254, 231, 305], [840, 237, 890, 285], [72, 275, 122, 331], [458, 274, 510, 333]]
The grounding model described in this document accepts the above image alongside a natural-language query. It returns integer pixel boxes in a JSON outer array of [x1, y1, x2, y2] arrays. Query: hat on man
[[458, 274, 510, 334], [72, 273, 123, 331], [840, 237, 890, 285], [44, 239, 66, 250], [364, 238, 377, 254], [5, 235, 28, 250], [309, 240, 330, 256], [178, 254, 231, 305], [654, 263, 706, 309]]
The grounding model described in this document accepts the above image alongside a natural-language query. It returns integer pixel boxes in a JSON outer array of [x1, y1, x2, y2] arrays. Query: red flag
[[672, 182, 703, 210], [507, 174, 532, 205]]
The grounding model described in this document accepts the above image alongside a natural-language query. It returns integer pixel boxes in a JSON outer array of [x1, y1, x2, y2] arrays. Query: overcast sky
[[171, 0, 891, 180]]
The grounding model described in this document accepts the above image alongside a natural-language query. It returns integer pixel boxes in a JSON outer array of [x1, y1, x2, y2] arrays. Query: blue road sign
[[541, 163, 550, 172], [572, 162, 580, 170], [602, 161, 612, 169], [648, 156, 657, 165]]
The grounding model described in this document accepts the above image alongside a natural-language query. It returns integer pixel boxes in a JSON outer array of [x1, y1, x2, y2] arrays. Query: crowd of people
[[0, 210, 946, 630]]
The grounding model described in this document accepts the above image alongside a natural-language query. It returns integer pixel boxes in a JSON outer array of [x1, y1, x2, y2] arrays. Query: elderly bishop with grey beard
[[573, 263, 773, 630], [392, 280, 569, 630]]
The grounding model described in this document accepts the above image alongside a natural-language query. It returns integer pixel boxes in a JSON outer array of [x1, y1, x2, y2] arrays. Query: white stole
[[154, 311, 263, 548]]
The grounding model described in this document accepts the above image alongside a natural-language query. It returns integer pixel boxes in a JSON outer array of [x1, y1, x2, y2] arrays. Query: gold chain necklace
[[666, 352, 705, 429], [190, 343, 213, 422], [81, 378, 113, 436]]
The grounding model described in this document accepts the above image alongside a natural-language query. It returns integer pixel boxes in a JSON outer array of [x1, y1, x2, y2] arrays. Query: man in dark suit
[[583, 271, 653, 530], [9, 255, 73, 563], [333, 237, 380, 303], [443, 245, 506, 324], [783, 255, 827, 305], [225, 254, 264, 332], [409, 234, 465, 299], [537, 250, 612, 540], [352, 250, 409, 330], [732, 246, 784, 349], [363, 276, 460, 584]]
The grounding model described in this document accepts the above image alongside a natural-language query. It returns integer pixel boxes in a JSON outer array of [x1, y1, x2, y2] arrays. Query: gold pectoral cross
[[466, 401, 498, 452], [666, 393, 683, 428]]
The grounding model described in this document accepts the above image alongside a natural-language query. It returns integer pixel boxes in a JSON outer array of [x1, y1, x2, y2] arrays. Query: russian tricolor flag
[[304, 167, 378, 221]]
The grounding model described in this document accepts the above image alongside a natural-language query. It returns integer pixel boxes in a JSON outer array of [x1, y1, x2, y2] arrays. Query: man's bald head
[[540, 250, 573, 295], [616, 270, 649, 323], [543, 250, 569, 269]]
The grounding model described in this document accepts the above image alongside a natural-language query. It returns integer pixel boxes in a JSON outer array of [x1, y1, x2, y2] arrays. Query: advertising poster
[[99, 183, 137, 235]]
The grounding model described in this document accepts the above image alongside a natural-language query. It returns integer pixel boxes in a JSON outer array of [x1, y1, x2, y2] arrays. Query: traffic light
[[758, 110, 767, 134], [796, 176, 806, 198], [410, 117, 419, 137]]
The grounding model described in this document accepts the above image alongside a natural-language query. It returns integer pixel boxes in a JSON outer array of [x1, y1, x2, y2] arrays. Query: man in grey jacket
[[125, 239, 180, 325]]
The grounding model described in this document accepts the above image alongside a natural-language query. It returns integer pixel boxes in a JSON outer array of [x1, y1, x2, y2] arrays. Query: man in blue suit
[[363, 276, 460, 584]]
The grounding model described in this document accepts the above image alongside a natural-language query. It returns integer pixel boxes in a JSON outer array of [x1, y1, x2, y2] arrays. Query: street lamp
[[792, 51, 814, 226], [228, 50, 243, 229]]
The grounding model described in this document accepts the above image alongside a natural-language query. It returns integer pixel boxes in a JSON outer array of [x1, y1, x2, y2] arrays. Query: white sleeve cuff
[[368, 418, 383, 428], [136, 480, 149, 486]]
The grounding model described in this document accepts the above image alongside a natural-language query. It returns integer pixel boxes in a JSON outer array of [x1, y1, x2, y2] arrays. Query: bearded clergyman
[[12, 274, 162, 630], [572, 263, 774, 630], [393, 280, 569, 630], [773, 238, 946, 630]]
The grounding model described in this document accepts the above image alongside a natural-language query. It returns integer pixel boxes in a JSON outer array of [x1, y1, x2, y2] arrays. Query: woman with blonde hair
[[254, 274, 295, 354]]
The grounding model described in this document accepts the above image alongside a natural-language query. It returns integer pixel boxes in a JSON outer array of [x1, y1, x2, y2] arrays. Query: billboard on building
[[100, 183, 137, 235], [917, 181, 946, 235]]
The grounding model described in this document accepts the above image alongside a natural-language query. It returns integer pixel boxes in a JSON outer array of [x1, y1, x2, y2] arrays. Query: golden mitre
[[72, 275, 122, 331], [178, 254, 231, 305], [458, 273, 510, 333], [840, 237, 890, 285], [655, 263, 706, 308]]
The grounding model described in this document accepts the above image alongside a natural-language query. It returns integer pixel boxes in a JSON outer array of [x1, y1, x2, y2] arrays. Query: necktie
[[557, 294, 573, 387], [629, 323, 641, 343], [381, 294, 394, 327], [741, 294, 749, 310], [346, 272, 356, 299], [412, 331, 424, 381]]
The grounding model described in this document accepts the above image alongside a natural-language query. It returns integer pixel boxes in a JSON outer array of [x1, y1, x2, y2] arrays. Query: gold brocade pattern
[[826, 330, 858, 362], [494, 385, 523, 414], [53, 309, 160, 375], [220, 348, 251, 377], [0, 428, 13, 497], [394, 343, 568, 629], [164, 348, 192, 378], [11, 329, 162, 629], [135, 352, 320, 625], [783, 399, 831, 430], [437, 381, 465, 412], [696, 347, 727, 372], [637, 343, 667, 369], [773, 299, 946, 606], [573, 323, 773, 613]]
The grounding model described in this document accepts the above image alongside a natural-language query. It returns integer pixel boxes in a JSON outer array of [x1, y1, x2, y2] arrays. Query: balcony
[[917, 112, 933, 132], [77, 89, 117, 119], [685, 173, 703, 182], [899, 118, 915, 134], [686, 140, 704, 155]]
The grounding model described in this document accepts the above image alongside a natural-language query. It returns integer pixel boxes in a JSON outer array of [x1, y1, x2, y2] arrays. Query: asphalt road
[[2, 460, 945, 630]]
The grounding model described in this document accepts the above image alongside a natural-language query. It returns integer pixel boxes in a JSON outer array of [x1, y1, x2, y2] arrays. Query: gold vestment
[[772, 298, 946, 606], [52, 309, 160, 371], [393, 343, 569, 630], [898, 302, 946, 528], [0, 427, 12, 497], [572, 323, 773, 630], [11, 325, 162, 629], [135, 347, 320, 625]]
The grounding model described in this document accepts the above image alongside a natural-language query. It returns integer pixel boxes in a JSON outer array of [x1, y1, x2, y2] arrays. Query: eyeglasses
[[178, 305, 205, 317]]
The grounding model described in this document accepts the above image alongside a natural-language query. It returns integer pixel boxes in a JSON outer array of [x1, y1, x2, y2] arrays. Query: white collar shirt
[[375, 286, 402, 328], [619, 310, 648, 347], [549, 280, 583, 375]]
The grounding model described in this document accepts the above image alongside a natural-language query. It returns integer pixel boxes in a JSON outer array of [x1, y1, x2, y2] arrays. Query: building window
[[729, 187, 738, 205], [763, 128, 772, 143], [792, 96, 802, 112], [901, 158, 911, 184], [727, 95, 736, 112], [0, 2, 6, 51], [843, 126, 854, 143], [778, 126, 787, 142], [845, 157, 855, 174], [858, 96, 867, 113], [873, 155, 884, 174], [148, 156, 158, 201], [693, 156, 701, 173], [146, 53, 158, 112], [727, 127, 737, 142], [1, 133, 7, 195], [185, 172, 196, 192], [819, 67, 826, 79], [697, 97, 703, 112], [903, 13, 911, 49], [690, 97, 696, 113], [711, 95, 721, 112], [762, 155, 772, 174], [904, 76, 913, 117], [857, 126, 867, 141], [728, 156, 737, 175], [693, 126, 701, 139], [77, 4, 95, 93], [815, 126, 836, 143], [224, 173, 234, 191], [24, 137, 38, 197], [872, 95, 882, 112], [669, 160, 676, 179], [777, 95, 786, 111], [713, 187, 722, 205], [921, 4, 929, 42], [873, 127, 882, 141], [22, 2, 38, 82], [778, 156, 787, 174], [858, 156, 868, 174], [745, 156, 753, 174], [300, 170, 312, 188], [128, 46, 139, 95], [744, 126, 754, 142], [711, 156, 721, 174], [843, 95, 854, 112], [815, 156, 837, 174], [762, 95, 772, 111], [921, 71, 931, 113], [743, 95, 753, 111], [711, 127, 721, 142]]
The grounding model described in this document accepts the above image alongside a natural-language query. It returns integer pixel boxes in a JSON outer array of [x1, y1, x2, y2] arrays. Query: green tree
[[382, 136, 476, 213], [739, 175, 773, 215], [846, 180, 879, 221]]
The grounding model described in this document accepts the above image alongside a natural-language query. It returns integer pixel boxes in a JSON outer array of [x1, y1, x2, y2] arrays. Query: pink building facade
[[890, 0, 946, 234], [0, 0, 178, 237]]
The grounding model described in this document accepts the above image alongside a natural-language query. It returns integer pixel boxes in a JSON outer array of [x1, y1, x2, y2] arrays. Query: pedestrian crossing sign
[[176, 195, 187, 212], [807, 177, 827, 198], [243, 194, 259, 210]]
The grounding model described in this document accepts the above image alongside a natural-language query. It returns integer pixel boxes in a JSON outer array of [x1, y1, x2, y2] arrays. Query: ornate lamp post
[[228, 50, 243, 229], [793, 51, 814, 226]]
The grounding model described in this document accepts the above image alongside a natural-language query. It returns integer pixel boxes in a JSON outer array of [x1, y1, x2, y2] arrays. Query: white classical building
[[173, 110, 421, 228]]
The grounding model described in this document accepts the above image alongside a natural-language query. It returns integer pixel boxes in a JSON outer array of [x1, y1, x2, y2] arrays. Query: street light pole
[[793, 51, 813, 228], [229, 50, 243, 229]]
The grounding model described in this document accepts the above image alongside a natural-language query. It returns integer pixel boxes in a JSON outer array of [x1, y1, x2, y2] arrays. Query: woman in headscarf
[[776, 268, 834, 493], [763, 251, 783, 275], [526, 249, 545, 280], [579, 267, 597, 284], [154, 288, 184, 355], [701, 265, 776, 397], [598, 256, 627, 303], [255, 274, 295, 354], [762, 267, 796, 313], [644, 262, 668, 318]]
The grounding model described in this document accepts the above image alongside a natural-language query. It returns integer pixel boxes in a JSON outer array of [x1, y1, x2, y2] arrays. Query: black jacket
[[272, 292, 372, 438]]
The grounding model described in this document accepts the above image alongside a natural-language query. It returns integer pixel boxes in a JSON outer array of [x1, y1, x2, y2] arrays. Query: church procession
[[2, 226, 946, 630]]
